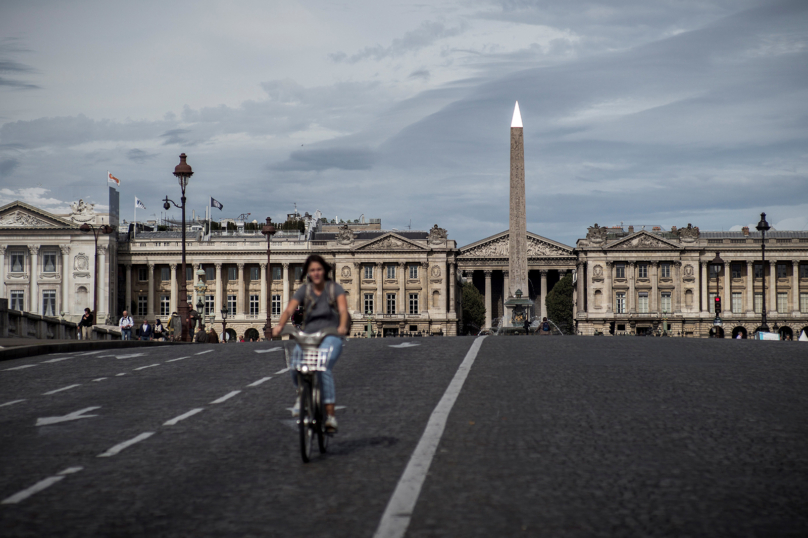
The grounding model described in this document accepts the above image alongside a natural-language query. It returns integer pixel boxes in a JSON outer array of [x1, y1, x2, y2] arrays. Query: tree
[[461, 281, 486, 335], [545, 273, 574, 333]]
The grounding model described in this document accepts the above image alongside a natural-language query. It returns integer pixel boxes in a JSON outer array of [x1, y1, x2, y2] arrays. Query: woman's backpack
[[542, 321, 551, 332]]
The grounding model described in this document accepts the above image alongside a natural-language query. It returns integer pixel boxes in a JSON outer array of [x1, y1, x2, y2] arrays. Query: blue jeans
[[290, 336, 342, 404], [122, 329, 132, 340]]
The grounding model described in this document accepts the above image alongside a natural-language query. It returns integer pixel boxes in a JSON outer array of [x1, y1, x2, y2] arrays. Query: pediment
[[355, 233, 426, 251], [0, 201, 77, 229], [460, 230, 574, 258], [606, 231, 679, 250]]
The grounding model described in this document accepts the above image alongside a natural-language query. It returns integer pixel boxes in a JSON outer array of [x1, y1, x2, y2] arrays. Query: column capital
[[169, 263, 177, 270], [539, 269, 548, 276], [746, 259, 753, 266], [376, 261, 384, 268], [421, 261, 429, 268], [700, 261, 708, 268], [605, 261, 613, 268], [769, 259, 776, 265], [503, 270, 509, 277], [484, 270, 492, 277], [399, 261, 406, 268], [237, 262, 245, 269], [59, 245, 71, 255], [215, 262, 222, 270], [282, 262, 290, 269], [0, 245, 6, 254], [628, 261, 636, 267], [650, 261, 658, 267], [353, 261, 362, 268], [147, 262, 155, 269], [193, 263, 200, 269], [28, 244, 40, 254], [260, 262, 267, 269], [792, 260, 800, 267], [98, 244, 108, 255]]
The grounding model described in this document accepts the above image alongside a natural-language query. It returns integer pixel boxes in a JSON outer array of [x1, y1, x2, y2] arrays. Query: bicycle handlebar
[[280, 326, 341, 349]]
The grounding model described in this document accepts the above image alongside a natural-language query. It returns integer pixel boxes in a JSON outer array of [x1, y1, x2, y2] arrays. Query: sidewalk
[[0, 338, 187, 362]]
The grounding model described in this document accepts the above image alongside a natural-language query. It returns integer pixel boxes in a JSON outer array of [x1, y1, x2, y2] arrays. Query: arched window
[[685, 289, 693, 308], [594, 290, 603, 308], [76, 286, 89, 311], [432, 290, 440, 308]]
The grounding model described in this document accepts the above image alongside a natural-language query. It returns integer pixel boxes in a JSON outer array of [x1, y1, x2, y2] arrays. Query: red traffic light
[[714, 296, 721, 304]]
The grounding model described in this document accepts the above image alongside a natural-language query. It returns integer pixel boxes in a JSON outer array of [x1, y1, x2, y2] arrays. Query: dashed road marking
[[112, 353, 147, 360], [92, 378, 107, 382], [210, 391, 241, 404], [79, 351, 106, 356], [133, 364, 160, 371], [0, 399, 26, 408], [41, 357, 71, 363], [163, 408, 204, 426], [388, 342, 421, 348], [1, 467, 84, 504], [43, 384, 81, 395], [254, 347, 282, 354], [4, 364, 36, 371], [97, 432, 155, 457], [195, 350, 214, 355], [166, 356, 190, 362], [115, 373, 127, 377], [274, 367, 290, 374], [247, 377, 272, 387], [36, 407, 100, 426]]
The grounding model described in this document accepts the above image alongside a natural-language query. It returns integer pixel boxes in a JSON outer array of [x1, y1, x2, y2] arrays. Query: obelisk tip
[[511, 101, 523, 128]]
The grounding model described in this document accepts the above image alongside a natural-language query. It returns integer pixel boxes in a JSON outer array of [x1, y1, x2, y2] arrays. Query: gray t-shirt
[[293, 282, 345, 333]]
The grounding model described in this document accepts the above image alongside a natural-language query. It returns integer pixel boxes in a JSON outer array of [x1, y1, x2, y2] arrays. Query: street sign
[[713, 317, 722, 327]]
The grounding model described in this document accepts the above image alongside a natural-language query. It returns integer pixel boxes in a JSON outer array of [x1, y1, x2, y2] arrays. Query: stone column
[[29, 245, 39, 313], [259, 263, 267, 316], [354, 263, 363, 312], [484, 270, 492, 329], [125, 264, 132, 313], [421, 261, 429, 315], [215, 263, 223, 317], [768, 260, 776, 314], [237, 263, 245, 315], [724, 261, 731, 315], [449, 262, 456, 314], [627, 262, 636, 313], [540, 269, 548, 320], [0, 246, 5, 301], [282, 263, 290, 309], [192, 263, 200, 307], [440, 262, 448, 313], [604, 262, 613, 313], [792, 260, 800, 314], [700, 261, 708, 313], [147, 262, 155, 317], [169, 264, 177, 314], [651, 261, 659, 313], [399, 262, 406, 315], [96, 245, 108, 320], [60, 246, 70, 315], [376, 262, 384, 315], [674, 262, 682, 313], [745, 261, 753, 314]]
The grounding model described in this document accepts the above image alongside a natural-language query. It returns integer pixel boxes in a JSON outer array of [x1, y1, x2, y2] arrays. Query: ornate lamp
[[756, 212, 770, 332]]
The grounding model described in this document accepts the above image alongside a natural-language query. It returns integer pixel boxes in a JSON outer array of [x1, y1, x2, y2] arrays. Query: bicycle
[[282, 326, 340, 463]]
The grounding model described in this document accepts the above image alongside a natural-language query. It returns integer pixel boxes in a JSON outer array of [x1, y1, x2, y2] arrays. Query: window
[[710, 265, 720, 277], [638, 264, 648, 278], [754, 264, 763, 279], [637, 292, 648, 313], [250, 267, 260, 280], [160, 267, 170, 281], [777, 292, 788, 313], [615, 264, 625, 279], [10, 251, 25, 273], [137, 296, 147, 316], [10, 290, 24, 310], [731, 264, 742, 279], [409, 293, 419, 314], [249, 294, 259, 316], [661, 292, 671, 313], [409, 265, 418, 279], [272, 266, 282, 280], [228, 266, 238, 280], [271, 294, 282, 316], [364, 293, 374, 314], [364, 266, 374, 280], [186, 267, 193, 281], [138, 267, 148, 281], [660, 263, 671, 278], [204, 294, 214, 315], [43, 252, 57, 273], [800, 264, 808, 279], [205, 266, 215, 281], [801, 292, 808, 313], [615, 292, 625, 314], [42, 290, 56, 316], [731, 292, 742, 314], [594, 290, 602, 308], [777, 264, 787, 279], [160, 295, 170, 317], [709, 293, 716, 314], [294, 266, 303, 281], [386, 293, 396, 314], [754, 293, 762, 314], [685, 289, 693, 308], [386, 265, 396, 279], [227, 294, 236, 314]]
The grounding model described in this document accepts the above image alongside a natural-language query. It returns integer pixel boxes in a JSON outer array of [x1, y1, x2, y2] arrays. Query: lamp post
[[220, 306, 228, 343], [163, 153, 193, 341], [756, 212, 770, 332], [710, 251, 725, 337], [261, 217, 276, 340], [194, 267, 207, 331], [79, 223, 113, 325]]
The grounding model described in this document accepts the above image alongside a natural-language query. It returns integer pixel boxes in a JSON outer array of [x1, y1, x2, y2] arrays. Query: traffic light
[[714, 296, 722, 315]]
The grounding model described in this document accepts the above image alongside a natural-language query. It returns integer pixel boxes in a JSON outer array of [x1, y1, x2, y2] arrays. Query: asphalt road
[[1, 336, 806, 537]]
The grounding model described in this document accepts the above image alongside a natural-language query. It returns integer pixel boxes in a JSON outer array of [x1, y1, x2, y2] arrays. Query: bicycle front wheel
[[299, 376, 314, 463], [314, 382, 329, 454]]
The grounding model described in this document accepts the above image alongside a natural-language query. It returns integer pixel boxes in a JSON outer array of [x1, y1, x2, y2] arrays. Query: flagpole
[[134, 197, 137, 240]]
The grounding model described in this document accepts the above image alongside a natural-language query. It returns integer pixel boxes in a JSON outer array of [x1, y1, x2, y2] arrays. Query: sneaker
[[325, 415, 338, 433], [291, 399, 300, 417]]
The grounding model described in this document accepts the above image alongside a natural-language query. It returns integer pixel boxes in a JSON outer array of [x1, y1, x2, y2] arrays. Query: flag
[[107, 171, 120, 187], [135, 197, 146, 210], [211, 197, 223, 210]]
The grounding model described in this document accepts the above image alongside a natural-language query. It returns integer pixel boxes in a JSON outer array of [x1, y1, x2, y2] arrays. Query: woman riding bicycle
[[272, 254, 349, 432]]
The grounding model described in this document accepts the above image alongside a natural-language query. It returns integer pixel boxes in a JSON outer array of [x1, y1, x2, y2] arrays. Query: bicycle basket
[[287, 345, 330, 372]]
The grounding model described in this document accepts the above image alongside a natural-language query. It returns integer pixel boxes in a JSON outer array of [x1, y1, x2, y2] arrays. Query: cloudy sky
[[1, 0, 806, 246]]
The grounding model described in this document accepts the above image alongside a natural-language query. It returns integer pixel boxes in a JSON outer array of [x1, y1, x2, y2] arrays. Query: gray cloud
[[408, 69, 431, 80], [330, 21, 467, 63], [160, 128, 191, 146], [127, 148, 158, 164], [0, 158, 19, 176], [0, 39, 39, 90], [270, 147, 376, 172]]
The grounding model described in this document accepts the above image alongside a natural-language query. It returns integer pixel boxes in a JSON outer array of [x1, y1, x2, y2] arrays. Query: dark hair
[[84, 308, 90, 313], [302, 254, 332, 281]]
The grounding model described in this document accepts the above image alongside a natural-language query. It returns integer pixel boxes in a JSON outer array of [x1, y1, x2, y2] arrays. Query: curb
[[0, 340, 190, 362]]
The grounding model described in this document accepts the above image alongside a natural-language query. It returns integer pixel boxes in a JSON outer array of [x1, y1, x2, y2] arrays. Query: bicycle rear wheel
[[314, 382, 329, 454], [298, 376, 313, 463]]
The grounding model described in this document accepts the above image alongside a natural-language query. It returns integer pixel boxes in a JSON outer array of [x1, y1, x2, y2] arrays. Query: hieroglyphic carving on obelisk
[[508, 101, 528, 300]]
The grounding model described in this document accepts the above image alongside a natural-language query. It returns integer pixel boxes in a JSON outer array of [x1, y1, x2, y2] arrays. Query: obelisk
[[508, 101, 528, 306]]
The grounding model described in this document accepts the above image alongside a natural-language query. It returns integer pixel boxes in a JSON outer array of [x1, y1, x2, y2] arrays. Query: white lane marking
[[114, 353, 147, 360], [166, 356, 190, 362], [0, 399, 26, 408], [210, 391, 241, 404], [254, 347, 282, 354], [388, 342, 421, 348], [373, 336, 487, 538], [163, 408, 204, 426], [92, 378, 107, 382], [97, 432, 155, 457], [41, 357, 71, 363], [36, 407, 101, 426], [79, 350, 106, 356], [247, 377, 272, 387], [335, 405, 347, 410], [4, 364, 36, 371], [133, 363, 160, 371], [1, 466, 83, 504], [274, 367, 290, 374], [43, 384, 81, 395], [115, 373, 127, 376], [195, 350, 214, 355]]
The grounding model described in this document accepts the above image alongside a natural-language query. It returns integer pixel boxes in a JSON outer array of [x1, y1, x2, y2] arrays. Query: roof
[[311, 230, 429, 241]]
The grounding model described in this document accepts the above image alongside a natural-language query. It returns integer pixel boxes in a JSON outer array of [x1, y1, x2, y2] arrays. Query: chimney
[[628, 225, 634, 233], [742, 226, 750, 236]]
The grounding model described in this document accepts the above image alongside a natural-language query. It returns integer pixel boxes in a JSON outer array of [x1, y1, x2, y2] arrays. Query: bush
[[461, 282, 486, 334], [545, 274, 573, 333]]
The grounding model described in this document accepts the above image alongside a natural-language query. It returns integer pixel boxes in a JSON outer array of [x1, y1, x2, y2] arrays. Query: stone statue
[[427, 224, 448, 245], [336, 224, 354, 245], [586, 224, 609, 244], [678, 223, 700, 243]]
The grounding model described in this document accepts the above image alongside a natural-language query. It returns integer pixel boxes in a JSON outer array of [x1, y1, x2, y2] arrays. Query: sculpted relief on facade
[[361, 235, 421, 251], [0, 211, 54, 228], [611, 233, 674, 250], [462, 235, 572, 258], [68, 199, 97, 224]]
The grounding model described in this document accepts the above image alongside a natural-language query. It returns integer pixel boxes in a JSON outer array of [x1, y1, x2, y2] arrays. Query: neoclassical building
[[574, 224, 808, 339]]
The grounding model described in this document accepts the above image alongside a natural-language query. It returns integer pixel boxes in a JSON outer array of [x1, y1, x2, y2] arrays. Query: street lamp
[[220, 306, 229, 343], [710, 251, 724, 337], [756, 212, 770, 332], [261, 217, 276, 340], [163, 153, 194, 341], [79, 223, 113, 325]]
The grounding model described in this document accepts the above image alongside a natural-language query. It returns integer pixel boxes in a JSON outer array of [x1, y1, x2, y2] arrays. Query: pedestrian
[[207, 327, 219, 344], [167, 312, 180, 341], [539, 317, 551, 336], [523, 317, 531, 335], [119, 310, 134, 340], [79, 307, 94, 341], [153, 319, 165, 341], [138, 319, 153, 341], [187, 303, 200, 333], [194, 325, 208, 343]]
